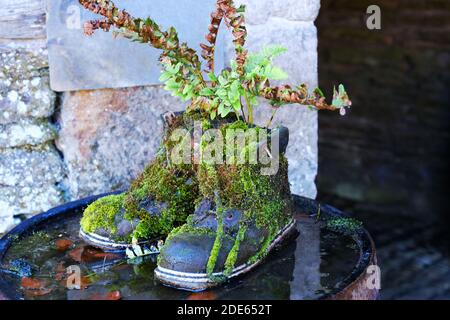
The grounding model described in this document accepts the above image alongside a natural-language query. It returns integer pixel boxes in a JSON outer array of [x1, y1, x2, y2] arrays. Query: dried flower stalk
[[78, 0, 351, 122]]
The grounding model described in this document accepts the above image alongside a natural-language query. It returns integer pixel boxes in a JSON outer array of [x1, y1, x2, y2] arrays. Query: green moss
[[81, 113, 199, 243], [326, 217, 363, 234], [201, 118, 213, 130], [198, 164, 220, 198], [122, 156, 198, 241], [198, 121, 292, 278], [221, 120, 249, 131], [224, 224, 247, 276], [120, 112, 201, 241], [80, 194, 126, 239], [248, 226, 276, 265], [206, 194, 224, 275], [171, 224, 216, 240]]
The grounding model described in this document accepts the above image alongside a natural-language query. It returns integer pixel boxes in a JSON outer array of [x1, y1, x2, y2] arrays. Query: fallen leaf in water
[[55, 239, 74, 251], [23, 288, 53, 297], [21, 277, 44, 290], [80, 276, 91, 289], [54, 272, 65, 281], [187, 291, 217, 300], [86, 290, 121, 300], [69, 246, 122, 263], [21, 277, 53, 297], [68, 246, 84, 262]]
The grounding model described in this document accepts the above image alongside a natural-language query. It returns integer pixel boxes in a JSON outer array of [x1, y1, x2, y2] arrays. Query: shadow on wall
[[316, 0, 450, 224]]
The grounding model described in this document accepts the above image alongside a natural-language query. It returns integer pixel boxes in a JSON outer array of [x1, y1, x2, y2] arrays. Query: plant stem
[[266, 108, 278, 128], [243, 90, 253, 124], [234, 110, 240, 121]]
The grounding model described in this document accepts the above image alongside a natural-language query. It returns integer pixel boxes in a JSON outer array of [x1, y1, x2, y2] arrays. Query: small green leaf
[[165, 79, 180, 91], [218, 75, 228, 86], [200, 87, 215, 96], [216, 88, 228, 99], [159, 72, 172, 82], [230, 60, 238, 71], [218, 102, 225, 115], [220, 107, 232, 118], [207, 72, 218, 82], [232, 99, 242, 111], [266, 66, 288, 80], [182, 84, 193, 95], [236, 4, 246, 13], [314, 87, 325, 98]]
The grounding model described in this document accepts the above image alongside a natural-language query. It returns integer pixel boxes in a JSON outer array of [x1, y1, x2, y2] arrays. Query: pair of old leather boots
[[79, 112, 296, 291]]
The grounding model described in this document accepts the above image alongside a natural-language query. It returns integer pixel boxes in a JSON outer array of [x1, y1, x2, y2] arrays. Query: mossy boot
[[155, 125, 297, 291], [79, 112, 199, 251]]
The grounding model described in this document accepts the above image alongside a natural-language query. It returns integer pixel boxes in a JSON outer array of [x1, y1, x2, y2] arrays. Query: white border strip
[[79, 229, 131, 249]]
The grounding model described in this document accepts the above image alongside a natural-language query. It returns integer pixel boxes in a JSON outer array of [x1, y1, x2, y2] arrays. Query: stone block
[[0, 118, 56, 148], [0, 0, 46, 39], [0, 145, 65, 189], [235, 0, 321, 25], [0, 145, 65, 222], [47, 0, 225, 91], [0, 45, 55, 124], [56, 86, 186, 199]]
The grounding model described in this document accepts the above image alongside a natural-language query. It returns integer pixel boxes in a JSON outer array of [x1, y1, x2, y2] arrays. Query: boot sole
[[78, 228, 160, 253], [79, 229, 132, 251], [154, 219, 297, 292]]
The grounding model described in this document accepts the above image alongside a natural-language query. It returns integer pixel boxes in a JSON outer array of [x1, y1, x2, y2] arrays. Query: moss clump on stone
[[80, 194, 126, 238]]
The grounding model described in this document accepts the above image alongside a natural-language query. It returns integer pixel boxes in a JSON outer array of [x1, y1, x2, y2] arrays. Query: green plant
[[79, 0, 351, 125]]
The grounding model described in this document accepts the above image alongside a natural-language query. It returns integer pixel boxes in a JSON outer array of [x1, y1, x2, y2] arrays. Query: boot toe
[[158, 232, 232, 274]]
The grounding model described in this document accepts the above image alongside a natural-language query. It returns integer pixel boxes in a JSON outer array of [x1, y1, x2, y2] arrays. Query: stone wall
[[0, 0, 65, 232], [0, 0, 321, 232], [316, 0, 450, 221]]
